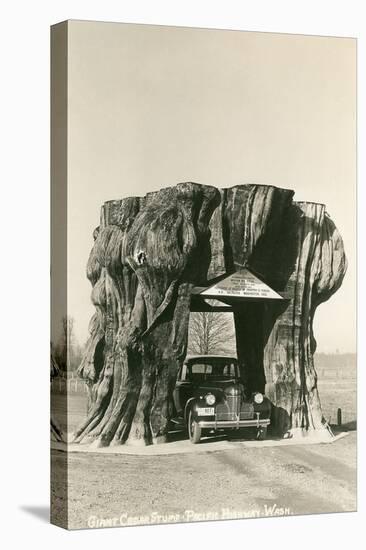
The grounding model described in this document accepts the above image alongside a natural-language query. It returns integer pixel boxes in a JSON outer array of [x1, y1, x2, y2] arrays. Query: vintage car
[[172, 355, 271, 443]]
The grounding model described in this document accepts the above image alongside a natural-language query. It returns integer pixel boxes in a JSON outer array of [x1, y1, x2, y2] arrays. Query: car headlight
[[205, 393, 216, 406], [254, 392, 264, 404]]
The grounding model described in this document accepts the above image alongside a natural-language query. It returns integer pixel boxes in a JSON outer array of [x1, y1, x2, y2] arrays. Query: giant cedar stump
[[75, 183, 346, 446]]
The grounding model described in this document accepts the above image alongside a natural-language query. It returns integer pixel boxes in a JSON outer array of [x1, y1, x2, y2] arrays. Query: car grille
[[216, 396, 254, 421], [240, 404, 255, 420]]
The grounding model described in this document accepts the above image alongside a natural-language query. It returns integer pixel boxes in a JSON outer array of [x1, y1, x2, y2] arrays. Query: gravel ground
[[51, 431, 356, 530]]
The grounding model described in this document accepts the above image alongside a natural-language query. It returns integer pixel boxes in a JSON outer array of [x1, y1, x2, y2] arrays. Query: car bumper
[[198, 418, 270, 429]]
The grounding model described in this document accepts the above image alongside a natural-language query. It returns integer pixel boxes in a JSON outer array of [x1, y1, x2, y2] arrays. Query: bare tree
[[54, 315, 83, 373], [188, 312, 236, 356]]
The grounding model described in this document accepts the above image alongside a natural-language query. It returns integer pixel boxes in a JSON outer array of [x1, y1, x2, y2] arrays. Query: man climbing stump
[[74, 182, 346, 446]]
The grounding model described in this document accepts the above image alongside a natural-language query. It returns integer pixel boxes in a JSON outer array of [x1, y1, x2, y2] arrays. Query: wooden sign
[[200, 269, 283, 300]]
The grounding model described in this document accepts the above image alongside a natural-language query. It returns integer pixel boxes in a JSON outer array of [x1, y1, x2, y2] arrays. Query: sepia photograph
[[50, 19, 356, 530]]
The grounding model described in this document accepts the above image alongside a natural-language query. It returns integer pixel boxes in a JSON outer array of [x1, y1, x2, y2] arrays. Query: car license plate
[[196, 407, 214, 416]]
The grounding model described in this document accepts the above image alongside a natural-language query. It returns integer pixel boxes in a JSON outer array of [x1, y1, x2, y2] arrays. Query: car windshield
[[182, 359, 239, 381]]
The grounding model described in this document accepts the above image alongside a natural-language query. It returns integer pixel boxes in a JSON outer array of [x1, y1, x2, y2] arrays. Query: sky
[[64, 20, 356, 353]]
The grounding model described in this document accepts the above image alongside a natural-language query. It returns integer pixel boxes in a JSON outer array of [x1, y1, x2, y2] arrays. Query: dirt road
[[51, 431, 356, 529]]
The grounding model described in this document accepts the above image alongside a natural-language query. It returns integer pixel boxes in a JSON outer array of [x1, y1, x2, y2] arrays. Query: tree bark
[[261, 203, 347, 436], [75, 183, 220, 446], [75, 182, 346, 445]]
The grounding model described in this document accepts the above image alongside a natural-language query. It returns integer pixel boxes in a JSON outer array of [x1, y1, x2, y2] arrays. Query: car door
[[173, 363, 193, 416]]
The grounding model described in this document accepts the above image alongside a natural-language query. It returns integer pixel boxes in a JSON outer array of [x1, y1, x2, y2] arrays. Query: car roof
[[184, 354, 238, 363]]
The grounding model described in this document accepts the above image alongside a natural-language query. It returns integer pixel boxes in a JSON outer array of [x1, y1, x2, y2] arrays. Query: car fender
[[253, 395, 272, 418], [184, 398, 197, 423]]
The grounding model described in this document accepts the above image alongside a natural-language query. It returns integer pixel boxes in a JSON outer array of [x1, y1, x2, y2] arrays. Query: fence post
[[337, 408, 342, 426]]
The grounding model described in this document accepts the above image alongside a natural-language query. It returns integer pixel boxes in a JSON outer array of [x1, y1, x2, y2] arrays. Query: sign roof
[[200, 269, 283, 301]]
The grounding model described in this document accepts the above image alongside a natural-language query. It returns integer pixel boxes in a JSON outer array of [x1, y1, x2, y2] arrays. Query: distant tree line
[[314, 352, 356, 370]]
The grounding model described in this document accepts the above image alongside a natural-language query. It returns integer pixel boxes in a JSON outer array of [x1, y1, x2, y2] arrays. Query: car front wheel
[[188, 410, 202, 444]]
